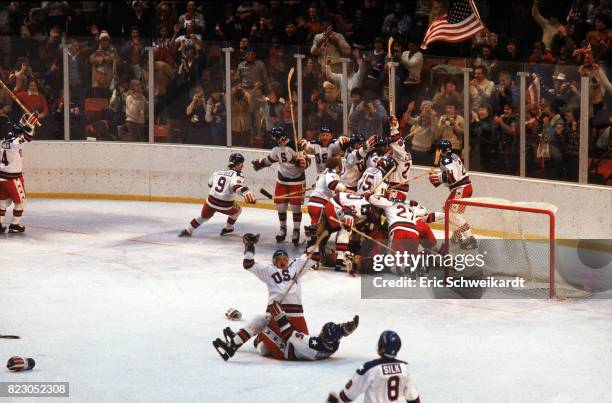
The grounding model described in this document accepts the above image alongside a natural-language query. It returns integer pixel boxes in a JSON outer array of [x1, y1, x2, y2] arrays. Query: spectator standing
[[310, 20, 351, 74], [470, 105, 494, 171], [89, 30, 120, 97], [122, 26, 146, 81], [469, 66, 494, 112], [349, 93, 388, 137], [432, 79, 463, 115], [230, 84, 254, 147], [437, 102, 464, 154], [532, 0, 561, 51], [234, 47, 268, 99], [403, 100, 438, 166], [178, 1, 205, 34], [382, 3, 412, 37], [400, 42, 424, 103], [186, 85, 207, 144], [205, 87, 226, 146], [125, 79, 146, 142], [492, 103, 519, 174]]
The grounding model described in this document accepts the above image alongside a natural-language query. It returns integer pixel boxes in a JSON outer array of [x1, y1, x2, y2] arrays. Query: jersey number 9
[[215, 176, 227, 192]]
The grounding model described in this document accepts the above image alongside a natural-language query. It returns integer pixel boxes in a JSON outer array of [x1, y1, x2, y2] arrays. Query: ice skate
[[8, 224, 25, 233], [275, 226, 287, 243]]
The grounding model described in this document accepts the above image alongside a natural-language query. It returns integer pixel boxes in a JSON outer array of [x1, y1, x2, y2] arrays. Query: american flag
[[421, 0, 486, 50], [526, 74, 541, 106]]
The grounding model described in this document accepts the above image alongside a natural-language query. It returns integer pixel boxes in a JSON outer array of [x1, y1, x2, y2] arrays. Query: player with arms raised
[[300, 126, 348, 174], [341, 133, 376, 191], [179, 153, 255, 237], [387, 115, 412, 197], [327, 330, 420, 403], [212, 232, 316, 361], [0, 113, 39, 233], [252, 126, 309, 245], [357, 155, 395, 195], [428, 139, 476, 249]]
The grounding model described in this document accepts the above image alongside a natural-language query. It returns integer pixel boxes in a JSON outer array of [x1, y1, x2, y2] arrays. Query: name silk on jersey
[[341, 357, 419, 403], [207, 169, 245, 210], [266, 146, 306, 184], [244, 254, 313, 306], [0, 136, 28, 179]]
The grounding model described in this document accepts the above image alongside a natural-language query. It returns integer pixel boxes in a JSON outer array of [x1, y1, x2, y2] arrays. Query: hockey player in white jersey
[[428, 139, 477, 249], [327, 330, 420, 403], [212, 233, 317, 361], [252, 126, 309, 245], [213, 300, 359, 362], [340, 133, 377, 191], [179, 153, 256, 236], [387, 115, 412, 197], [300, 126, 349, 174], [0, 112, 39, 233], [357, 155, 395, 195], [306, 156, 349, 237]]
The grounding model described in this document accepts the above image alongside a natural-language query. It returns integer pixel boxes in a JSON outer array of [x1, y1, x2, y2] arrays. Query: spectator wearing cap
[[89, 30, 121, 96], [178, 1, 205, 34], [382, 3, 412, 37], [310, 19, 351, 74], [349, 92, 388, 137], [205, 87, 226, 146]]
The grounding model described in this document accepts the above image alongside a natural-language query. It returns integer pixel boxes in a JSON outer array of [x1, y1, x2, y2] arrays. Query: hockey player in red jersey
[[327, 330, 420, 403], [252, 126, 309, 246], [0, 112, 39, 233], [213, 301, 359, 361], [180, 153, 256, 237], [428, 139, 477, 249]]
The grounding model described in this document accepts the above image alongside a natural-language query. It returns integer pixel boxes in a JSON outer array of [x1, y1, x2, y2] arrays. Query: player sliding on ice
[[213, 301, 358, 361], [179, 153, 256, 237], [0, 112, 39, 233], [327, 330, 420, 403]]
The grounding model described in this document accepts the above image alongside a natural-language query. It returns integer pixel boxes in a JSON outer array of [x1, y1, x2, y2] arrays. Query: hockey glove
[[342, 214, 354, 231], [243, 191, 256, 204], [297, 138, 309, 151], [428, 172, 442, 187], [7, 356, 35, 372], [337, 135, 350, 150], [326, 392, 340, 403], [242, 233, 260, 254], [252, 159, 264, 171], [225, 308, 242, 321], [366, 135, 377, 149], [340, 315, 359, 336]]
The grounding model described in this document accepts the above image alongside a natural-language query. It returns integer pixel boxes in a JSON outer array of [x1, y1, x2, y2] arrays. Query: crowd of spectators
[[0, 1, 609, 184]]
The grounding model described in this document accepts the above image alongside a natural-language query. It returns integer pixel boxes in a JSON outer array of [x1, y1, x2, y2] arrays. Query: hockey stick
[[0, 334, 20, 339], [278, 230, 329, 304], [287, 67, 298, 145], [371, 166, 397, 194], [260, 184, 314, 200], [387, 36, 395, 115], [328, 216, 394, 254], [0, 79, 41, 126]]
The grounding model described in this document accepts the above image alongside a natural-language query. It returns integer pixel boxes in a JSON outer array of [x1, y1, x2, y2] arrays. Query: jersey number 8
[[387, 375, 400, 401]]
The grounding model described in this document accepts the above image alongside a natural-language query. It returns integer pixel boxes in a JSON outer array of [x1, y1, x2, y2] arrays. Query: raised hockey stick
[[387, 36, 395, 115], [278, 230, 329, 304], [371, 166, 396, 194], [0, 334, 20, 339], [0, 79, 41, 126], [287, 67, 298, 145]]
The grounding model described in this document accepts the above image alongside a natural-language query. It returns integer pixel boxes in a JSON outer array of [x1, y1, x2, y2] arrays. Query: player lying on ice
[[213, 301, 359, 361]]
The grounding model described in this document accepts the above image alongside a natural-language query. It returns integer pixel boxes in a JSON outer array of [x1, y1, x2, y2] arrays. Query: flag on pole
[[526, 74, 541, 106], [421, 0, 486, 50]]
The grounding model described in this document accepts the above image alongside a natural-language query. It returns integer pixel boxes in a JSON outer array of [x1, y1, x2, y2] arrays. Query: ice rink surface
[[1, 199, 611, 403]]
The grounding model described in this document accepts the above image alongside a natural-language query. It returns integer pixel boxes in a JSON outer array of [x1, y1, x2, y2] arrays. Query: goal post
[[444, 197, 587, 299]]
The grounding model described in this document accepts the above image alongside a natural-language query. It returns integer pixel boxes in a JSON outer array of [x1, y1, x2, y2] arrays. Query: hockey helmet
[[271, 126, 289, 144], [377, 330, 401, 358], [319, 126, 333, 145], [436, 139, 452, 153], [388, 190, 406, 202], [229, 153, 245, 167], [377, 155, 396, 175], [350, 132, 366, 148], [272, 249, 289, 268], [320, 322, 342, 345]]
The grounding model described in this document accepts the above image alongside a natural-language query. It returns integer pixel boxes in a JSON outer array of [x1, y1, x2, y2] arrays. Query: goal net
[[444, 197, 590, 299]]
